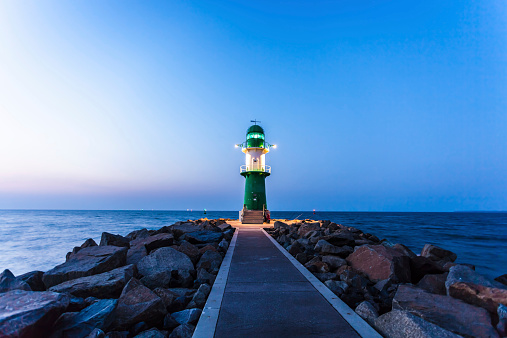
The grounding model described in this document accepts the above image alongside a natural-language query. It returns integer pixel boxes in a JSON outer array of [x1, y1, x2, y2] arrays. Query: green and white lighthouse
[[236, 121, 276, 223]]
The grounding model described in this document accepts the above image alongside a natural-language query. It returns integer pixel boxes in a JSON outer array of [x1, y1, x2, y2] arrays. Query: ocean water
[[0, 210, 505, 280]]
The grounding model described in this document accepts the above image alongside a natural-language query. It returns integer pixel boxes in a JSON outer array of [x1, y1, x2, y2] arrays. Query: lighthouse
[[236, 120, 276, 224]]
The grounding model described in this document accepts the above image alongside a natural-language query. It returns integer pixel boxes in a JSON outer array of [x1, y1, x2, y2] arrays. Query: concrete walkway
[[190, 220, 383, 338]]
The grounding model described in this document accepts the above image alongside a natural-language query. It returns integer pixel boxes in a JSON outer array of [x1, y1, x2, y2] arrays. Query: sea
[[0, 210, 505, 280]]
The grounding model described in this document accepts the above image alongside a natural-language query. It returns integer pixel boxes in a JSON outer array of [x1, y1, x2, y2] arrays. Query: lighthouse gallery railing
[[240, 165, 271, 173]]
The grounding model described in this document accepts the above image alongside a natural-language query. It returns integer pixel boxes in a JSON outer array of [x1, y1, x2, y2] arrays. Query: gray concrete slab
[[214, 229, 361, 338]]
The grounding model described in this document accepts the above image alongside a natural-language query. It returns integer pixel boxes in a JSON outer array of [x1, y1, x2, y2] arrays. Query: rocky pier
[[0, 219, 235, 338], [266, 219, 507, 337]]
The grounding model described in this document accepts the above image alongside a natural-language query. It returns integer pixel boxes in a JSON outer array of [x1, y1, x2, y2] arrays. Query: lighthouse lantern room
[[236, 121, 275, 223]]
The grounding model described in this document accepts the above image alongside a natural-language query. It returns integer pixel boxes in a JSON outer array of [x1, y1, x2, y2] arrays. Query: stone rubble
[[0, 218, 235, 338]]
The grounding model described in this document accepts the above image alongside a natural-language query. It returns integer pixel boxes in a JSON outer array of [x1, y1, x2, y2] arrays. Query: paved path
[[213, 223, 362, 338]]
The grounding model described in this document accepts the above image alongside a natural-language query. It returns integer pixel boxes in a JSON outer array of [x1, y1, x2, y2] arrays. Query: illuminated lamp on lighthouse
[[235, 120, 276, 224]]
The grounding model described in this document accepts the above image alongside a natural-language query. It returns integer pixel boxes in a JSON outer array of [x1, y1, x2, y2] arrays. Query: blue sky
[[0, 0, 506, 211]]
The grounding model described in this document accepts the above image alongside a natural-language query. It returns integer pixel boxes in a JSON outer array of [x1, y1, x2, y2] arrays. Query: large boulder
[[131, 233, 174, 253], [100, 232, 130, 248], [409, 256, 446, 283], [137, 247, 195, 289], [196, 251, 223, 274], [126, 228, 151, 241], [111, 278, 167, 330], [417, 273, 448, 295], [393, 284, 498, 337], [354, 301, 379, 326], [126, 245, 148, 266], [183, 231, 223, 244], [177, 242, 200, 263], [346, 245, 411, 283], [17, 270, 45, 291], [171, 222, 201, 238], [0, 269, 31, 293], [0, 290, 69, 337], [169, 324, 195, 338], [297, 222, 320, 236], [314, 240, 347, 255], [321, 231, 355, 246], [171, 309, 202, 325], [495, 274, 507, 286], [322, 255, 347, 270], [445, 265, 506, 294], [449, 282, 507, 314], [374, 310, 461, 338], [49, 265, 136, 299], [421, 244, 457, 264], [49, 299, 117, 338], [186, 283, 211, 309], [43, 246, 128, 288], [134, 328, 165, 338]]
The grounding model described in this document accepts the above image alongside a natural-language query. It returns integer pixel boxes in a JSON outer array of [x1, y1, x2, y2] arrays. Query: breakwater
[[0, 219, 235, 338], [266, 219, 507, 337], [1, 210, 505, 279]]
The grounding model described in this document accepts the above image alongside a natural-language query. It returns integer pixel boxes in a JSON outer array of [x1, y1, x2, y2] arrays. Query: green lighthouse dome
[[246, 124, 265, 148]]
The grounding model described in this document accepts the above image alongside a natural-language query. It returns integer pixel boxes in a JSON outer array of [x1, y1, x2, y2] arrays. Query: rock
[[218, 239, 229, 252], [304, 258, 329, 273], [177, 241, 200, 262], [174, 270, 194, 288], [131, 233, 175, 253], [495, 274, 507, 286], [417, 273, 448, 295], [187, 283, 211, 309], [171, 222, 201, 237], [183, 231, 223, 244], [324, 280, 347, 296], [322, 231, 355, 246], [273, 221, 288, 229], [0, 290, 69, 337], [17, 270, 45, 291], [0, 269, 31, 293], [105, 331, 129, 338], [100, 232, 130, 248], [346, 245, 411, 283], [133, 328, 165, 338], [196, 268, 216, 285], [287, 242, 303, 256], [196, 251, 223, 274], [168, 324, 195, 338], [217, 223, 232, 231], [498, 304, 507, 336], [355, 301, 378, 325], [49, 265, 136, 299], [314, 272, 336, 282], [409, 256, 446, 283], [295, 253, 308, 264], [153, 288, 176, 310], [163, 314, 180, 330], [314, 240, 344, 255], [297, 222, 320, 236], [198, 245, 218, 255], [126, 228, 151, 241], [68, 295, 87, 312], [374, 310, 462, 338], [111, 278, 167, 330], [393, 284, 498, 337], [49, 299, 117, 338], [43, 246, 128, 288], [449, 282, 507, 314], [321, 255, 346, 270], [87, 328, 105, 338], [392, 243, 417, 258], [137, 247, 194, 289], [126, 245, 148, 265], [445, 265, 506, 294], [421, 244, 457, 264], [172, 308, 202, 325]]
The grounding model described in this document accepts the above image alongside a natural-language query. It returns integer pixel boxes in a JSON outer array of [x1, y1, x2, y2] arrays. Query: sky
[[0, 0, 506, 211]]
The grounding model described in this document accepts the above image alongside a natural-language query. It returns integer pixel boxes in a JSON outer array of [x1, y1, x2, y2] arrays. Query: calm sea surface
[[0, 210, 505, 280]]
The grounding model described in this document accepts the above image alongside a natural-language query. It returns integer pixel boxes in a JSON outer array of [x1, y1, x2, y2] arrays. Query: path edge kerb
[[192, 228, 239, 338], [261, 228, 382, 338]]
